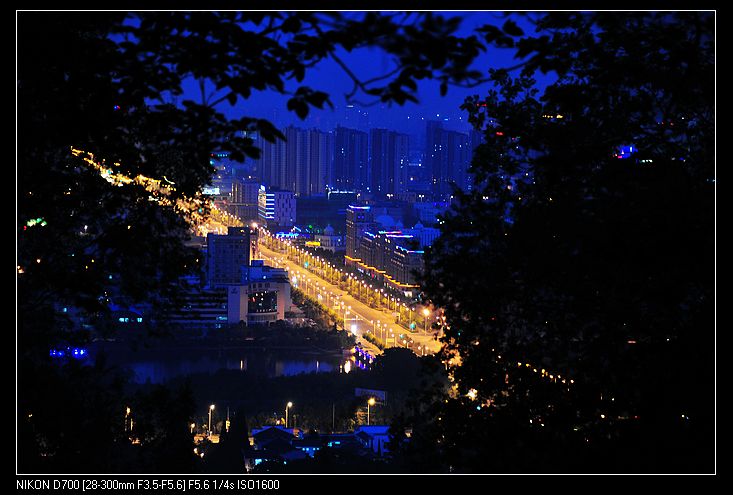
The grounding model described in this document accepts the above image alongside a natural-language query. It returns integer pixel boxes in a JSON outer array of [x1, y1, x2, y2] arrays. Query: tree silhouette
[[412, 12, 714, 473]]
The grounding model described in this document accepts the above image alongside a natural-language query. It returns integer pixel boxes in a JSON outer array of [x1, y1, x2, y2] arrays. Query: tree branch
[[199, 78, 207, 106], [208, 90, 231, 108]]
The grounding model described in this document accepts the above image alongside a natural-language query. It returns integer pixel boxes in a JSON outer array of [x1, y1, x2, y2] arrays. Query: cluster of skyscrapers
[[253, 121, 481, 202], [199, 119, 483, 298]]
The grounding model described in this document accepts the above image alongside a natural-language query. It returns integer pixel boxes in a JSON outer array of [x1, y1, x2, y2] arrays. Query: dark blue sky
[[184, 12, 553, 140]]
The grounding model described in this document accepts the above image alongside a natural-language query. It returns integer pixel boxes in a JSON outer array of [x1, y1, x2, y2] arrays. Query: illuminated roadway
[[75, 139, 440, 358], [257, 243, 442, 357]]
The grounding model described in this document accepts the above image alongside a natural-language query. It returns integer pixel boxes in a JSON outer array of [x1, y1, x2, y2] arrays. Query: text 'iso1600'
[[186, 479, 280, 491]]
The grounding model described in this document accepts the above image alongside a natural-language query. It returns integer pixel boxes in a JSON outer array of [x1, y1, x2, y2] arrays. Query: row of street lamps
[[290, 262, 433, 351], [132, 397, 380, 444], [258, 228, 443, 353], [261, 229, 427, 321]]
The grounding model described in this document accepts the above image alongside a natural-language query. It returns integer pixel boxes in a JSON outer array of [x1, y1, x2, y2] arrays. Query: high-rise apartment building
[[305, 129, 333, 196], [425, 121, 474, 200], [256, 127, 333, 197], [255, 132, 287, 191], [370, 129, 409, 196], [333, 126, 369, 191]]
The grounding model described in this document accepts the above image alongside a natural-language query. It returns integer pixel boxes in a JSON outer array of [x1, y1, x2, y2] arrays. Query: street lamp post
[[423, 308, 430, 334], [367, 397, 376, 425], [285, 401, 293, 428], [208, 404, 215, 437]]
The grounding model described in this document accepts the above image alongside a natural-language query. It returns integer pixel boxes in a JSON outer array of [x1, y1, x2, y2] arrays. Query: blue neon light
[[616, 145, 636, 159], [50, 347, 87, 359]]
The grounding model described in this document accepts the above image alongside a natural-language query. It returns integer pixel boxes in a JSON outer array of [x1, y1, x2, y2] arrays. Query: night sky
[[182, 12, 554, 139]]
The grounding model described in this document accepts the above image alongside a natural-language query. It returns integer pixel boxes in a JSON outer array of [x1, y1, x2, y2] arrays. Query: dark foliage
[[409, 12, 714, 473]]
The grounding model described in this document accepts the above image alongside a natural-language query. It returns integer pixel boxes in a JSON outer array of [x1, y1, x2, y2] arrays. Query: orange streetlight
[[208, 404, 215, 436], [285, 401, 293, 428], [367, 397, 376, 425]]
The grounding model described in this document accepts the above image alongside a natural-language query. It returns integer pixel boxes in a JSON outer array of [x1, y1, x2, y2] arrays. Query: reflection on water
[[91, 344, 343, 384]]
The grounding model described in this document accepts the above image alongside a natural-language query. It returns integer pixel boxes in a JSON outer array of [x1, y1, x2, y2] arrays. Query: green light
[[26, 217, 45, 227]]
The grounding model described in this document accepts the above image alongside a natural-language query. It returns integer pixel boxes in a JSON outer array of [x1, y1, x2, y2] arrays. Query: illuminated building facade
[[345, 204, 375, 266], [227, 260, 292, 325], [258, 186, 296, 228], [355, 230, 424, 288]]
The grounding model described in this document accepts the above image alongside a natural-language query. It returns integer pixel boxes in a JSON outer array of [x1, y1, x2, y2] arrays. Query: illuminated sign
[[305, 241, 321, 247]]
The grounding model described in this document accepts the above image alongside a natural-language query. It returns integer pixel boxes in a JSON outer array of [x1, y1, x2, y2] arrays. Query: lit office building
[[390, 245, 424, 286], [355, 230, 423, 290], [258, 185, 296, 228], [345, 204, 375, 266], [227, 260, 291, 325]]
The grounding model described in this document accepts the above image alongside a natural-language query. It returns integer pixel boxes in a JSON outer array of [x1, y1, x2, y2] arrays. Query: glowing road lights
[[285, 402, 293, 428], [208, 404, 215, 436]]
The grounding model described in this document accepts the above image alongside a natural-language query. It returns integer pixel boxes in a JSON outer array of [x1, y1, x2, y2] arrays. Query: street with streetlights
[[257, 241, 441, 355]]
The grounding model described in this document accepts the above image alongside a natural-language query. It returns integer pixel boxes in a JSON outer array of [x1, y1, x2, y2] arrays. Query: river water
[[87, 342, 353, 384]]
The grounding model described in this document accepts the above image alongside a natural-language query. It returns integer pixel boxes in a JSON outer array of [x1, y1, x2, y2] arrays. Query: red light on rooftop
[[495, 131, 504, 136]]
